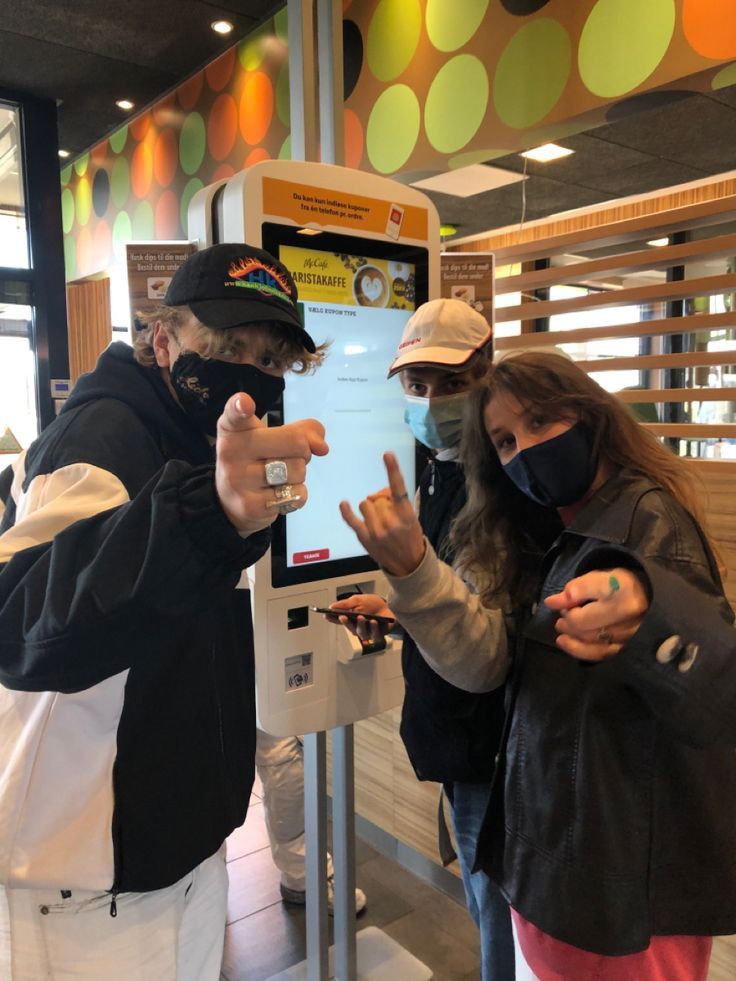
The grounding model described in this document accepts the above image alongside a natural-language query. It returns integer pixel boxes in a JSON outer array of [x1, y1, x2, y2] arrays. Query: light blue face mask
[[403, 393, 467, 450]]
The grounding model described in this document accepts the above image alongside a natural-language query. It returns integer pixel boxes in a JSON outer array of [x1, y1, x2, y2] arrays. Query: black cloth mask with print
[[169, 351, 285, 437]]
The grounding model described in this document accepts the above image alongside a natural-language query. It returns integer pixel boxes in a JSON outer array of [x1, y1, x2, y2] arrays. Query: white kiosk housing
[[189, 159, 440, 980]]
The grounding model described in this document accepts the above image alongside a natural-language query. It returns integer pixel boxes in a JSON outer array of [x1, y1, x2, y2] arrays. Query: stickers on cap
[[226, 257, 294, 305]]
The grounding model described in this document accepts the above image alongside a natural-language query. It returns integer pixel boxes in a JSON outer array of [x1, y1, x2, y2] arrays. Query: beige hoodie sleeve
[[385, 540, 510, 694]]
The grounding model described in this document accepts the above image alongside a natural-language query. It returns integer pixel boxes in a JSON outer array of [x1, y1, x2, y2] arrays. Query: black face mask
[[169, 351, 285, 437], [502, 421, 597, 508]]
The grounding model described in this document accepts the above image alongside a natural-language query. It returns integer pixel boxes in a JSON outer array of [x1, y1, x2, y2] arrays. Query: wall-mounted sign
[[440, 252, 494, 331], [126, 242, 197, 327]]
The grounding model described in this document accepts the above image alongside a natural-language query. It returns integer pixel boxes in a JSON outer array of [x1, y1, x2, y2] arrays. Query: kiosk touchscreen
[[262, 223, 427, 589], [188, 160, 440, 736]]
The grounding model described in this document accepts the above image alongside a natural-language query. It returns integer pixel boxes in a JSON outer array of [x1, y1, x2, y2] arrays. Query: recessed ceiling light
[[115, 99, 135, 111], [211, 20, 234, 35], [412, 164, 526, 197], [58, 149, 70, 159], [647, 237, 669, 247], [520, 143, 575, 163], [296, 228, 323, 236]]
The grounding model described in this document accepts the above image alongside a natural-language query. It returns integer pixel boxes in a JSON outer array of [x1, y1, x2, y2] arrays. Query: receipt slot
[[188, 159, 437, 981]]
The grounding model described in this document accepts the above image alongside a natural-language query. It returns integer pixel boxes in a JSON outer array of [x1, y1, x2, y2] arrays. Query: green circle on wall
[[61, 188, 75, 234], [494, 18, 571, 129], [367, 0, 421, 82], [63, 235, 76, 279], [274, 8, 288, 44], [111, 157, 130, 208], [276, 63, 291, 126], [75, 177, 92, 227], [132, 200, 155, 239], [713, 63, 736, 90], [578, 0, 675, 98], [109, 125, 128, 154], [425, 55, 488, 153], [60, 163, 72, 186], [278, 135, 291, 160], [239, 24, 269, 71], [426, 0, 489, 53], [448, 148, 510, 168], [366, 84, 420, 173], [179, 113, 206, 176], [74, 152, 89, 177], [112, 211, 133, 260], [180, 177, 204, 234]]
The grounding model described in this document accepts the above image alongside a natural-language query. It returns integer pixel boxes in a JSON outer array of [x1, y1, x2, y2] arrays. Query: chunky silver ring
[[597, 627, 614, 645], [266, 494, 302, 514], [274, 483, 294, 500], [264, 460, 288, 486]]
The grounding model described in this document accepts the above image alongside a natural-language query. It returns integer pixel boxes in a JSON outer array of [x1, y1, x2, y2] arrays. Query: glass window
[[0, 104, 28, 269], [0, 304, 36, 466]]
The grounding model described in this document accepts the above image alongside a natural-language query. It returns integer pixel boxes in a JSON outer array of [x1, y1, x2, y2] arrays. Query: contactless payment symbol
[[285, 653, 314, 692], [386, 204, 404, 240]]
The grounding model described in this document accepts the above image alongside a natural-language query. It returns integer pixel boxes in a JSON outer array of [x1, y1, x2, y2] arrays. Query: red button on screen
[[293, 548, 330, 564]]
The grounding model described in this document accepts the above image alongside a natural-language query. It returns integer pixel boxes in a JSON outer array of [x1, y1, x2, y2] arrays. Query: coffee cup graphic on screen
[[353, 265, 389, 307]]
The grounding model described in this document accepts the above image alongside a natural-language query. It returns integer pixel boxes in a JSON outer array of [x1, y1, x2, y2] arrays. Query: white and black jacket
[[0, 342, 270, 896]]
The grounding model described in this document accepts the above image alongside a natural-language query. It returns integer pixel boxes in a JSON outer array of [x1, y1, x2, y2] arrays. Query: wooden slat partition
[[497, 273, 736, 323], [495, 312, 734, 349], [497, 231, 736, 295], [66, 278, 112, 383]]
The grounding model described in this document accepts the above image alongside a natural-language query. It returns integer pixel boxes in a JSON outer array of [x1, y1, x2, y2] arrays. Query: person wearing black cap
[[0, 244, 327, 979]]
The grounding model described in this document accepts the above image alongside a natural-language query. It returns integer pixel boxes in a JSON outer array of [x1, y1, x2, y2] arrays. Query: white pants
[[255, 730, 334, 891], [0, 846, 228, 980]]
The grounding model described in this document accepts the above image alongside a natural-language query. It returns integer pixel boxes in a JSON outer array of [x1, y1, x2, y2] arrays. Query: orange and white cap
[[387, 297, 491, 377]]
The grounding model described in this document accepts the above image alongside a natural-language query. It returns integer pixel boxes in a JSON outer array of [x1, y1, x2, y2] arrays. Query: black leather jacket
[[477, 470, 736, 955]]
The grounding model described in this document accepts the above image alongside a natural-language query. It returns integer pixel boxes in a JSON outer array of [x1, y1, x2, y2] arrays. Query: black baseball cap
[[163, 243, 315, 353]]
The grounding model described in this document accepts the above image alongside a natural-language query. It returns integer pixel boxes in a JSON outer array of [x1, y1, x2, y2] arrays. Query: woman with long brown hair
[[339, 351, 736, 980]]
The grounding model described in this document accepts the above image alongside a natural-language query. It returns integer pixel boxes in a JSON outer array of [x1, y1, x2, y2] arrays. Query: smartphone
[[310, 606, 396, 626]]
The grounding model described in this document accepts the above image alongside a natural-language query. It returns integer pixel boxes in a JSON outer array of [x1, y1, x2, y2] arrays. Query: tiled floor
[[221, 776, 480, 981], [222, 776, 736, 981]]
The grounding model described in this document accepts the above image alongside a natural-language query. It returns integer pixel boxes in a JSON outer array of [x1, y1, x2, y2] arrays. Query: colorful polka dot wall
[[343, 0, 736, 177], [61, 11, 290, 281], [63, 1, 736, 280]]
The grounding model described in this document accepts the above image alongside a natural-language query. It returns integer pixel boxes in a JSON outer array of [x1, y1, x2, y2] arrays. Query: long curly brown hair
[[451, 351, 710, 608]]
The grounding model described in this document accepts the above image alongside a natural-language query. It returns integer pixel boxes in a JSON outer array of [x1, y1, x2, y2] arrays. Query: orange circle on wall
[[211, 162, 236, 183], [239, 72, 274, 146], [683, 0, 736, 59], [129, 111, 152, 142], [343, 108, 364, 170], [155, 189, 180, 239], [131, 141, 154, 199], [153, 128, 178, 187], [206, 47, 237, 92], [178, 71, 204, 110], [244, 147, 271, 168], [208, 93, 239, 161], [91, 140, 110, 167], [153, 93, 177, 128], [93, 220, 112, 269], [76, 225, 94, 278]]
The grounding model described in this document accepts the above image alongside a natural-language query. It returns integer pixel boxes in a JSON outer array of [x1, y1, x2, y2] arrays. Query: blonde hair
[[452, 350, 712, 606], [133, 305, 327, 373]]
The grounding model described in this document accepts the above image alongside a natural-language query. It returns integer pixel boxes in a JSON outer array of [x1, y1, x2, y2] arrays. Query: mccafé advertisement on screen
[[281, 246, 416, 311]]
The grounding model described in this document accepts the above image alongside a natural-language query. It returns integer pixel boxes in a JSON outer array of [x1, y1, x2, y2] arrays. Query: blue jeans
[[451, 782, 515, 981]]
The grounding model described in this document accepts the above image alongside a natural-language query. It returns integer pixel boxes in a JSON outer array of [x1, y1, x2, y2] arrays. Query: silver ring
[[266, 494, 302, 514], [264, 460, 288, 486], [274, 483, 294, 500], [597, 627, 614, 645], [392, 492, 409, 503]]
